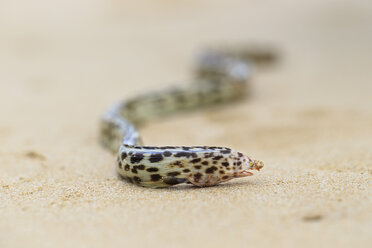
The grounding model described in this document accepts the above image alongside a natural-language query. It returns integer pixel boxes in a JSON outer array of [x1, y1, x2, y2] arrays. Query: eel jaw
[[235, 170, 254, 178]]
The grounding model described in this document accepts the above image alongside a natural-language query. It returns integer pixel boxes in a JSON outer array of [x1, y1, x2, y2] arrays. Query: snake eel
[[100, 47, 275, 188]]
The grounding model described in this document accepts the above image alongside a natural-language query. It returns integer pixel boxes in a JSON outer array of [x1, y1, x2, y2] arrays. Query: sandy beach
[[0, 1, 371, 247]]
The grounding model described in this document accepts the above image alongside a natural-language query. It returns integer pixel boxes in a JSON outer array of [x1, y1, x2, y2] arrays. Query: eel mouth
[[237, 159, 264, 177], [239, 170, 254, 177]]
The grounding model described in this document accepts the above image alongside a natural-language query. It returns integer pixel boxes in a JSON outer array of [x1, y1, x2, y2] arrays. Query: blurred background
[[1, 0, 371, 149], [0, 1, 371, 247], [1, 0, 372, 107]]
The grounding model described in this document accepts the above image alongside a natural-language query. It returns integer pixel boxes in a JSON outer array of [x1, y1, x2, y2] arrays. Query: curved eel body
[[100, 48, 271, 188]]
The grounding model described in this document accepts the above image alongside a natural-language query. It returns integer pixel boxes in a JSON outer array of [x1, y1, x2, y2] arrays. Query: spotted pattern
[[99, 48, 269, 188]]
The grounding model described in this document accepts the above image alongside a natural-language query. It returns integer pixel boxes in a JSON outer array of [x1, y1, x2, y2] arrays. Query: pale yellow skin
[[116, 145, 263, 188]]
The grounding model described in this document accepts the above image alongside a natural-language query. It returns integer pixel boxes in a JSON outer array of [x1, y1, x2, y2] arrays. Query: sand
[[0, 1, 371, 247]]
